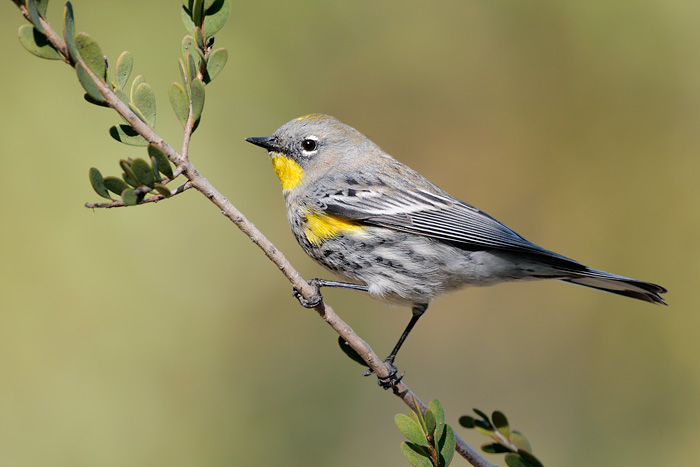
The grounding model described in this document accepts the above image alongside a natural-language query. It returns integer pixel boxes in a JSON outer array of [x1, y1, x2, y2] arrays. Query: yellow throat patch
[[304, 209, 366, 247], [269, 152, 304, 191]]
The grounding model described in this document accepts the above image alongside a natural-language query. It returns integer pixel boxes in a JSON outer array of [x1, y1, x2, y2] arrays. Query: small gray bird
[[247, 114, 667, 385]]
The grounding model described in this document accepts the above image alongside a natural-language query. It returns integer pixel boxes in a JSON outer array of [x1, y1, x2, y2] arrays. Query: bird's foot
[[292, 278, 323, 308], [363, 360, 404, 390]]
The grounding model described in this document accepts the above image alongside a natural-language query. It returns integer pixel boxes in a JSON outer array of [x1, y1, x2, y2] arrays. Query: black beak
[[245, 136, 281, 152]]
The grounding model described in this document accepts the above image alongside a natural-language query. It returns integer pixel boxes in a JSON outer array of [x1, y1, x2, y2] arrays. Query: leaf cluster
[[395, 399, 456, 467], [16, 0, 230, 206], [459, 409, 544, 467], [89, 145, 174, 205]]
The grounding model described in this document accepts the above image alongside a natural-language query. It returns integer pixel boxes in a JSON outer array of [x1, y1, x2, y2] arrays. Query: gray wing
[[317, 181, 573, 262]]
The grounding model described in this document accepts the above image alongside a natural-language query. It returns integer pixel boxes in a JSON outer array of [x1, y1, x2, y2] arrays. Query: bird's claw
[[292, 279, 323, 308], [364, 361, 404, 390]]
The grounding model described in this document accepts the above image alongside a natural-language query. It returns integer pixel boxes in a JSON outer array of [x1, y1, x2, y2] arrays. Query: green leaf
[[424, 409, 436, 436], [121, 188, 138, 206], [511, 431, 532, 454], [103, 176, 129, 195], [203, 47, 227, 83], [428, 399, 445, 426], [336, 337, 369, 368], [36, 0, 49, 17], [505, 454, 529, 467], [168, 82, 189, 126], [76, 62, 105, 103], [492, 411, 510, 439], [202, 0, 231, 38], [133, 82, 156, 127], [109, 125, 148, 146], [473, 409, 490, 422], [18, 25, 62, 60], [89, 167, 111, 200], [130, 74, 145, 103], [395, 414, 429, 448], [481, 443, 511, 454], [181, 35, 203, 64], [128, 102, 149, 126], [26, 0, 45, 34], [130, 158, 156, 188], [516, 450, 544, 467], [114, 88, 129, 106], [438, 424, 456, 467], [154, 184, 172, 198], [63, 2, 79, 64], [458, 416, 475, 428], [148, 145, 174, 180], [186, 52, 197, 84], [190, 78, 205, 122], [193, 0, 205, 25], [181, 4, 195, 36], [400, 442, 433, 467], [122, 172, 139, 188], [194, 25, 205, 49], [83, 93, 109, 107], [115, 51, 133, 90], [75, 32, 106, 81], [182, 0, 231, 39]]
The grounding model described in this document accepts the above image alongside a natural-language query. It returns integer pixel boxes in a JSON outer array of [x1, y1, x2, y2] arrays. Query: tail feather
[[561, 270, 667, 305]]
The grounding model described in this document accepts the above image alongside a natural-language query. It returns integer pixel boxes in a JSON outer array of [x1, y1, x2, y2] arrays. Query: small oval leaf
[[493, 411, 510, 439], [130, 158, 156, 188], [400, 442, 433, 467], [438, 424, 456, 467], [202, 0, 231, 38], [115, 50, 133, 90], [89, 167, 111, 200], [26, 0, 45, 34], [133, 82, 156, 127], [186, 52, 197, 83], [511, 431, 532, 454], [130, 74, 145, 103], [204, 47, 227, 83], [63, 2, 80, 64], [109, 125, 148, 146], [121, 188, 138, 206], [154, 184, 172, 198], [336, 337, 369, 368], [481, 443, 511, 454], [168, 81, 189, 126], [75, 32, 106, 80], [423, 409, 436, 436], [76, 62, 105, 103], [190, 78, 205, 122], [103, 176, 129, 195], [18, 25, 62, 60], [458, 416, 475, 429], [36, 0, 49, 17], [395, 414, 429, 448], [148, 145, 174, 180], [428, 399, 445, 426]]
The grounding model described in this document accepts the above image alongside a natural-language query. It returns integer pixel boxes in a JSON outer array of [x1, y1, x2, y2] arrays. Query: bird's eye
[[302, 139, 317, 152]]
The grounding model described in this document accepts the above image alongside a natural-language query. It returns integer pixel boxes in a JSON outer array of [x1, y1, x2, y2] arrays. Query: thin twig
[[85, 181, 193, 209], [12, 4, 494, 466]]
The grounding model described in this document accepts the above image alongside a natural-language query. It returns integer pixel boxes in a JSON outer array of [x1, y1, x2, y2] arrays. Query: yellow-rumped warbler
[[247, 114, 666, 384]]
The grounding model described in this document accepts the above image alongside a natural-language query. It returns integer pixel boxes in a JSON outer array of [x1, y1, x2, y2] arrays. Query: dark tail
[[561, 269, 667, 305]]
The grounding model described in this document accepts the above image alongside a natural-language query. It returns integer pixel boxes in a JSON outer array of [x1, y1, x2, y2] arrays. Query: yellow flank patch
[[269, 152, 304, 191], [304, 209, 366, 246]]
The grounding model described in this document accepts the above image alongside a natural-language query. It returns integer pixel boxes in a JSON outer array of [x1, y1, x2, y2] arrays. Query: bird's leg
[[292, 278, 369, 308], [365, 303, 429, 390]]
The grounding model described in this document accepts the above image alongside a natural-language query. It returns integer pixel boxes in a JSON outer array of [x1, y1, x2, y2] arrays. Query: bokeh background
[[1, 1, 698, 466]]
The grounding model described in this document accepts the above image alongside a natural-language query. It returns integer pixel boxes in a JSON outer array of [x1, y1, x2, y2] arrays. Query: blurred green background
[[1, 1, 697, 466]]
